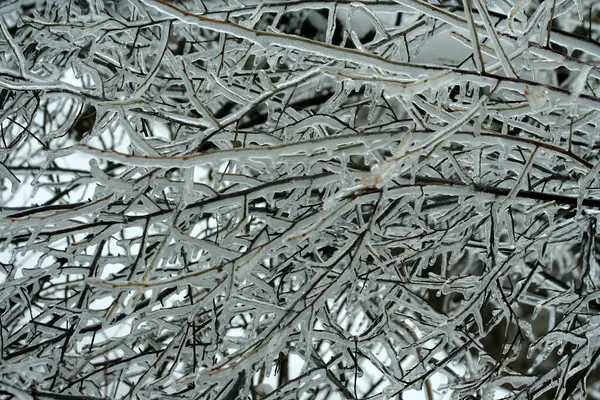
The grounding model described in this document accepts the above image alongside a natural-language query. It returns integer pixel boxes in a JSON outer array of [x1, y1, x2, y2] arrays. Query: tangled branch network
[[1, 0, 600, 399]]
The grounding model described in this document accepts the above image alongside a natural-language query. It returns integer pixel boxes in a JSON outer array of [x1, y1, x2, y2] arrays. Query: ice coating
[[1, 0, 600, 399]]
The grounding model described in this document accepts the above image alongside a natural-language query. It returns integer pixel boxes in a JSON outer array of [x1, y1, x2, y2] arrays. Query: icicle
[[458, 83, 467, 104], [570, 65, 592, 102], [574, 0, 584, 21], [473, 104, 487, 137]]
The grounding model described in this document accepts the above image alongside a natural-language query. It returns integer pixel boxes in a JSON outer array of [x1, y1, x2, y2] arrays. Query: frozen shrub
[[1, 0, 600, 399]]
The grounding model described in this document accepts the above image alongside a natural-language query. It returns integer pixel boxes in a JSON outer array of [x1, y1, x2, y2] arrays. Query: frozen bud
[[524, 85, 548, 110]]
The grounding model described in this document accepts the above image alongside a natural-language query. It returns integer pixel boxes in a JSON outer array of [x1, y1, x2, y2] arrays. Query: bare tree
[[1, 0, 600, 399]]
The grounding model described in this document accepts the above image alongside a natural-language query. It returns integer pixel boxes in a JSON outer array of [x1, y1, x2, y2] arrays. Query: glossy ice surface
[[1, 0, 600, 399]]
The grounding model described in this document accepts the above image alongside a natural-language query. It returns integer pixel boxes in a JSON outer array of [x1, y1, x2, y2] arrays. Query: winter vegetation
[[1, 0, 600, 399]]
